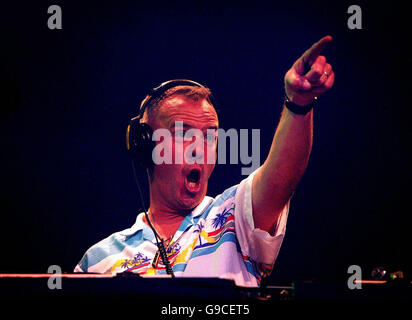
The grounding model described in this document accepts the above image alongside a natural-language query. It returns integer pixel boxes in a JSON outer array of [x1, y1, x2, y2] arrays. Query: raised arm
[[252, 36, 335, 234]]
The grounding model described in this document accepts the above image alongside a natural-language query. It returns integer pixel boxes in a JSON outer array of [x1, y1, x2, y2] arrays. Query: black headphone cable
[[131, 159, 175, 277]]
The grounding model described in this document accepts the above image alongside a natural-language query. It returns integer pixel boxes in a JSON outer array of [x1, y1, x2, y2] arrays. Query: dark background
[[0, 0, 410, 286]]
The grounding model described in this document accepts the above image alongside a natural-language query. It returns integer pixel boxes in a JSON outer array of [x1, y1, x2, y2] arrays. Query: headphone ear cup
[[127, 120, 155, 168]]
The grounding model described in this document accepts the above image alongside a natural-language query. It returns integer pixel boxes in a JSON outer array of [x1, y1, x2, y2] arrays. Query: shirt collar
[[191, 196, 213, 218], [120, 213, 147, 237]]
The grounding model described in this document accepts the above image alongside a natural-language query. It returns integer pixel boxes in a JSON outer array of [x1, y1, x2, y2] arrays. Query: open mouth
[[185, 169, 201, 193]]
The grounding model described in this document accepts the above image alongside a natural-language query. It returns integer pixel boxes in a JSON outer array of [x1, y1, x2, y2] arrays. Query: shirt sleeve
[[74, 264, 85, 273], [74, 251, 89, 272], [234, 170, 290, 265]]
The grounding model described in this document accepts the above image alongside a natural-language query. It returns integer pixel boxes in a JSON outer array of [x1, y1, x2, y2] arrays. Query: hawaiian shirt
[[74, 171, 289, 287]]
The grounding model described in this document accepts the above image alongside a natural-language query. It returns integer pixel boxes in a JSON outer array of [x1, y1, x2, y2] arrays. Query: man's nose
[[185, 135, 205, 163], [192, 143, 205, 158]]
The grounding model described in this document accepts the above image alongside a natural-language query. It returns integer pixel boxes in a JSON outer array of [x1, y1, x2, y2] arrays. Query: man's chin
[[178, 190, 205, 211]]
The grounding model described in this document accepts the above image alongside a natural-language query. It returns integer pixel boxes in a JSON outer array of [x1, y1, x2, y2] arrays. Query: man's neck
[[144, 205, 189, 240]]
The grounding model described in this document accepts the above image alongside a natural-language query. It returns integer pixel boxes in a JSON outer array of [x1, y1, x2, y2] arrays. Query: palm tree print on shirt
[[211, 204, 235, 230], [193, 220, 204, 245]]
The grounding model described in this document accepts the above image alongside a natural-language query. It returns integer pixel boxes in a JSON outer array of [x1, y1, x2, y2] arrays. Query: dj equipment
[[1, 273, 410, 302]]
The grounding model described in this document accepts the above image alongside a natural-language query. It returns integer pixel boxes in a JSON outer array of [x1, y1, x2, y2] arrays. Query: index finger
[[302, 35, 333, 65]]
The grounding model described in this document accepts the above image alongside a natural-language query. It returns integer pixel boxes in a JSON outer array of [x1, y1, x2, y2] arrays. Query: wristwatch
[[284, 95, 316, 115]]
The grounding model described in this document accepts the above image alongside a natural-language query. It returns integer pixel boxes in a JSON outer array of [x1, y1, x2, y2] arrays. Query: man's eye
[[206, 134, 216, 143], [175, 131, 185, 139]]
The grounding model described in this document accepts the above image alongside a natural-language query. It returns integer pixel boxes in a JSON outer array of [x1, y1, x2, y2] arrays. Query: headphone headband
[[137, 79, 206, 120]]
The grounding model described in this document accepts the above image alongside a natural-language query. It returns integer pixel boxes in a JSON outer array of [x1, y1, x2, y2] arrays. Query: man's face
[[148, 94, 219, 212]]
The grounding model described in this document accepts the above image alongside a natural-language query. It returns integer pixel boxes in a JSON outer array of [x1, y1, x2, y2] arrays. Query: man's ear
[[146, 167, 154, 184]]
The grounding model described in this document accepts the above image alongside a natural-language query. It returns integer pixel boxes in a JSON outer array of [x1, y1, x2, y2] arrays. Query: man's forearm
[[252, 35, 333, 234], [263, 106, 313, 198], [252, 106, 313, 233]]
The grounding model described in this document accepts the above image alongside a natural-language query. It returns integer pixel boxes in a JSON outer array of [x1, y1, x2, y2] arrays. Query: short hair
[[140, 85, 214, 124]]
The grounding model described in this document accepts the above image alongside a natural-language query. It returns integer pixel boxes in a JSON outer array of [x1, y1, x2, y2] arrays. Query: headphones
[[126, 79, 211, 168]]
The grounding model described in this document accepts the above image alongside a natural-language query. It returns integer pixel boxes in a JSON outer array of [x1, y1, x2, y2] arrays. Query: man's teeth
[[188, 181, 197, 187]]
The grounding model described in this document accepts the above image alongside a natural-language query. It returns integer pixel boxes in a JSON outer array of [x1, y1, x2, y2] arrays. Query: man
[[75, 36, 334, 287]]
